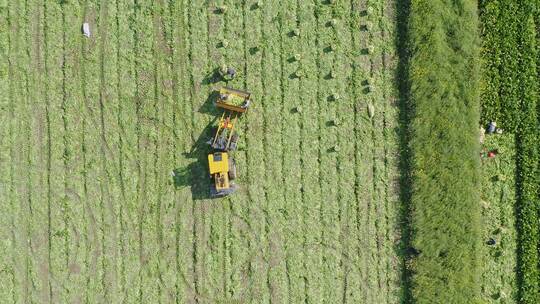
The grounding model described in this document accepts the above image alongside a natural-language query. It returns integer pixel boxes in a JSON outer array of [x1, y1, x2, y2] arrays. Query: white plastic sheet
[[82, 23, 91, 37]]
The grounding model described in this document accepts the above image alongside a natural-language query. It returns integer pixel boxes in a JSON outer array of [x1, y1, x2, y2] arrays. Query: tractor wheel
[[228, 158, 237, 180], [229, 133, 239, 151]]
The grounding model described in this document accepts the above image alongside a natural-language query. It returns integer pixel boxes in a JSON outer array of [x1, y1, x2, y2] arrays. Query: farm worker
[[227, 67, 236, 79], [487, 121, 497, 134], [487, 149, 498, 158]]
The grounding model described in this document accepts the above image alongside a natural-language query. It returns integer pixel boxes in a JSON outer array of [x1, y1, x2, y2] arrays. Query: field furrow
[[60, 1, 87, 302], [0, 0, 13, 300], [278, 0, 306, 302], [261, 0, 289, 301], [204, 2, 228, 300], [153, 0, 179, 302], [133, 0, 160, 301], [350, 0, 378, 302], [117, 1, 142, 302], [186, 1, 213, 301], [297, 1, 323, 303], [381, 1, 400, 302], [221, 0, 252, 300], [170, 0, 195, 302], [80, 1, 106, 301], [314, 1, 342, 302], [43, 1, 69, 302], [334, 0, 358, 303], [95, 0, 123, 301], [242, 1, 273, 302], [7, 1, 27, 302]]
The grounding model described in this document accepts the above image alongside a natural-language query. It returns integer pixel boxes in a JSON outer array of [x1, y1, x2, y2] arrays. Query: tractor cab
[[208, 152, 237, 198]]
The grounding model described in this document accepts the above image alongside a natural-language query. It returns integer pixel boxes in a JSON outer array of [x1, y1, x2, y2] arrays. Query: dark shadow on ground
[[173, 93, 222, 200], [395, 0, 413, 303], [201, 68, 224, 85], [198, 90, 222, 115]]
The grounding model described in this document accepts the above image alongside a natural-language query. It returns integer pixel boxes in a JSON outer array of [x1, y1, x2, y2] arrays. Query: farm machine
[[207, 87, 252, 198]]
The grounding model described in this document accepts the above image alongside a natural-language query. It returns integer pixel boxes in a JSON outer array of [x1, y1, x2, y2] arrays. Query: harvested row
[[115, 0, 140, 302], [2, 1, 403, 302], [243, 0, 271, 302], [368, 0, 401, 302], [479, 134, 518, 302], [297, 1, 323, 302], [0, 0, 11, 298], [407, 0, 482, 303]]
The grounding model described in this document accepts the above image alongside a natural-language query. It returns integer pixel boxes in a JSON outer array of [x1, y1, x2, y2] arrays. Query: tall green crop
[[407, 1, 482, 303]]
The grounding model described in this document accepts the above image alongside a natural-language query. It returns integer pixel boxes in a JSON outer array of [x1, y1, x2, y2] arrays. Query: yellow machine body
[[208, 152, 233, 193]]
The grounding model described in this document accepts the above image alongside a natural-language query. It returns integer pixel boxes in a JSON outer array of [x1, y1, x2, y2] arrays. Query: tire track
[[253, 1, 275, 302], [278, 1, 305, 302], [276, 3, 292, 302], [348, 1, 363, 302], [22, 0, 41, 301], [314, 1, 341, 301], [332, 0, 357, 302], [151, 1, 165, 301], [96, 0, 120, 301], [6, 1, 24, 301], [261, 1, 288, 301], [294, 0, 311, 301], [59, 5, 71, 301], [205, 1, 227, 300], [297, 2, 323, 303], [42, 1, 54, 301], [168, 0, 193, 301], [114, 0, 128, 299], [369, 1, 393, 301], [131, 1, 146, 301], [380, 1, 400, 302]]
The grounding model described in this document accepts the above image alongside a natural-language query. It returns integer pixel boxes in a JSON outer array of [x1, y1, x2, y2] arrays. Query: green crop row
[[514, 4, 539, 303], [479, 1, 540, 302], [407, 1, 482, 303]]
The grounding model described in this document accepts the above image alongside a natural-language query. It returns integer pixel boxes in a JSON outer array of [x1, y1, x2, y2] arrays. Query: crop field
[[0, 0, 403, 303], [2, 1, 539, 304]]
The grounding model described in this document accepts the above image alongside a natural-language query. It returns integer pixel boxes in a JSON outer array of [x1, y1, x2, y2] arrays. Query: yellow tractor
[[207, 151, 237, 197], [209, 87, 251, 151], [207, 87, 251, 198]]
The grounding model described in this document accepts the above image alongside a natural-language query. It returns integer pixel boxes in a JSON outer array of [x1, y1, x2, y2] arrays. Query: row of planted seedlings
[[185, 0, 213, 301], [167, 0, 197, 301], [3, 0, 40, 301], [367, 0, 402, 301], [278, 0, 307, 302], [241, 0, 272, 302], [0, 1, 12, 299], [170, 0, 200, 301], [296, 1, 324, 302], [61, 0, 100, 301], [208, 0, 246, 300], [149, 0, 180, 300]]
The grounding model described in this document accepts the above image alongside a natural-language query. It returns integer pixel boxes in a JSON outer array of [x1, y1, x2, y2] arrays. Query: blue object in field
[[487, 122, 496, 134]]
